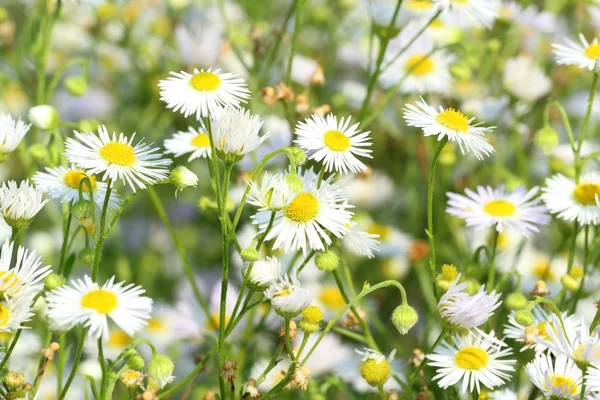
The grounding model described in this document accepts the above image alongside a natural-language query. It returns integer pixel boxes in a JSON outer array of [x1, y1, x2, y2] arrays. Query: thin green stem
[[284, 0, 303, 86], [91, 179, 112, 281], [0, 329, 22, 372], [59, 327, 88, 400], [487, 228, 500, 290], [157, 346, 218, 397], [571, 225, 590, 313]]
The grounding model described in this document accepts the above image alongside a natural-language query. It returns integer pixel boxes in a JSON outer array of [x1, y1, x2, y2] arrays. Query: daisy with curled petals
[[542, 173, 600, 225], [33, 165, 120, 210], [252, 168, 353, 253], [248, 171, 291, 211], [433, 0, 499, 29], [539, 315, 600, 365], [294, 114, 372, 174], [158, 68, 250, 119], [163, 121, 211, 161], [45, 275, 153, 340], [264, 274, 313, 318], [0, 239, 51, 299], [427, 330, 515, 394], [438, 275, 501, 329], [65, 125, 172, 192], [403, 98, 495, 160], [446, 185, 550, 237], [525, 353, 583, 399], [212, 107, 268, 162], [553, 34, 600, 71], [0, 113, 30, 162], [0, 180, 47, 229]]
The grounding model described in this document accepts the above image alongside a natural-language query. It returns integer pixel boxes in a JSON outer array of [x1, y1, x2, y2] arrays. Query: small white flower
[[0, 216, 10, 244], [65, 125, 172, 192], [294, 114, 372, 174], [247, 172, 292, 211], [0, 295, 35, 333], [28, 105, 59, 130], [45, 275, 153, 340], [355, 347, 396, 364], [212, 107, 268, 161], [525, 353, 583, 399], [0, 239, 51, 299], [542, 172, 600, 225], [553, 34, 600, 71], [446, 185, 550, 237], [164, 122, 212, 161], [264, 274, 313, 318], [503, 56, 552, 102], [434, 0, 499, 29], [0, 180, 48, 229], [0, 113, 30, 161], [438, 276, 501, 329], [539, 315, 600, 365], [245, 256, 281, 289], [403, 98, 495, 159], [341, 222, 380, 259], [158, 68, 250, 119], [427, 330, 515, 394]]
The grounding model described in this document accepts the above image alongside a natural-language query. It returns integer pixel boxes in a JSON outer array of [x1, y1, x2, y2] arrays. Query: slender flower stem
[[575, 72, 600, 179], [0, 329, 22, 372], [158, 346, 218, 397], [257, 343, 284, 384], [58, 203, 73, 275], [259, 0, 299, 82], [487, 228, 500, 290], [59, 327, 88, 400], [427, 138, 449, 299], [284, 0, 303, 86], [91, 179, 112, 281], [571, 225, 590, 313], [378, 385, 387, 400]]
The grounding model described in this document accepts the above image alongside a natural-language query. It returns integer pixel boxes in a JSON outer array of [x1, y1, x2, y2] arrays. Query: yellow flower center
[[367, 223, 391, 241], [64, 170, 98, 191], [108, 330, 132, 347], [319, 286, 346, 309], [191, 72, 221, 91], [535, 322, 550, 340], [483, 200, 516, 217], [533, 262, 554, 281], [0, 272, 21, 296], [273, 284, 296, 298], [148, 318, 166, 333], [547, 374, 578, 395], [323, 130, 351, 152], [191, 133, 210, 148], [436, 108, 470, 133], [285, 192, 320, 223], [454, 347, 488, 370], [81, 289, 118, 314], [0, 304, 10, 327], [584, 43, 600, 60], [99, 142, 136, 166], [405, 54, 435, 76], [360, 358, 390, 386], [406, 0, 432, 10], [573, 183, 600, 205]]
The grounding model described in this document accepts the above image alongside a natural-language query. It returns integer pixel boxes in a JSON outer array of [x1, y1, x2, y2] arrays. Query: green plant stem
[[0, 329, 22, 372], [217, 0, 250, 72], [378, 385, 387, 399], [571, 225, 590, 313], [284, 0, 303, 86], [59, 327, 88, 400], [487, 228, 500, 290], [58, 203, 73, 275], [91, 179, 112, 281], [296, 250, 316, 274], [259, 0, 299, 82], [257, 343, 284, 384], [575, 72, 600, 180], [157, 346, 218, 397]]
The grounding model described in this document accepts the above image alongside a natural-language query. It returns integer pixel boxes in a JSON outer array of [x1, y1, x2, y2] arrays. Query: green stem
[[0, 329, 22, 372], [487, 228, 500, 290], [58, 327, 88, 400], [91, 179, 112, 281], [576, 72, 600, 176], [571, 225, 590, 313], [58, 203, 73, 275], [284, 0, 303, 86], [378, 385, 387, 400], [157, 346, 218, 397]]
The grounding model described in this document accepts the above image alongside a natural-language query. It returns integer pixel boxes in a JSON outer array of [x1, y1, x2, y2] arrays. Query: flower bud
[[569, 266, 584, 280], [240, 247, 259, 263], [120, 369, 144, 389], [534, 126, 559, 154], [286, 173, 304, 193], [147, 354, 175, 388], [44, 273, 66, 291], [5, 371, 24, 390], [360, 356, 390, 387], [72, 199, 93, 220], [65, 75, 88, 96], [561, 274, 580, 292], [514, 310, 534, 327], [505, 292, 528, 311], [169, 166, 198, 196], [299, 305, 323, 333], [28, 105, 59, 130], [198, 196, 217, 212], [391, 303, 419, 335], [436, 264, 458, 291], [245, 256, 280, 290], [78, 247, 95, 267], [315, 250, 338, 272], [28, 143, 49, 162], [78, 120, 100, 133], [124, 349, 145, 370], [284, 147, 307, 166]]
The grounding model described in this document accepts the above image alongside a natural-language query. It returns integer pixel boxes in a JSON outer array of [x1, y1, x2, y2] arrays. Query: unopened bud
[[124, 349, 145, 370], [315, 250, 338, 272], [45, 273, 65, 291], [5, 371, 24, 390], [120, 369, 144, 388], [240, 247, 259, 263], [28, 143, 49, 162], [391, 303, 418, 335], [147, 354, 175, 389], [78, 247, 95, 267], [169, 166, 198, 196], [28, 105, 59, 130], [505, 292, 528, 310], [514, 310, 534, 327], [561, 274, 580, 292], [299, 305, 323, 333], [65, 75, 88, 96], [534, 126, 559, 154], [284, 147, 307, 166], [72, 199, 93, 220]]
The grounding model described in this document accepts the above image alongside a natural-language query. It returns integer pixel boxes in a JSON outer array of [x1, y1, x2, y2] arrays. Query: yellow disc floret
[[100, 142, 136, 166], [0, 304, 10, 327], [360, 358, 390, 386], [483, 200, 516, 217], [191, 133, 210, 148], [64, 170, 97, 191], [585, 44, 600, 60], [191, 72, 221, 91], [454, 347, 488, 370], [285, 192, 320, 223], [437, 108, 470, 133], [405, 54, 435, 76], [81, 289, 118, 314], [323, 130, 351, 152], [302, 306, 324, 324], [573, 183, 600, 205]]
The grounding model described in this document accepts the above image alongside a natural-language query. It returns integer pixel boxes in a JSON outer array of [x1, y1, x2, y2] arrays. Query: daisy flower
[[163, 122, 212, 161], [45, 275, 153, 340], [0, 113, 30, 162], [252, 168, 353, 253], [446, 185, 550, 237], [355, 348, 396, 387], [434, 0, 499, 29], [33, 165, 121, 209], [586, 366, 600, 394], [542, 173, 600, 225], [245, 256, 281, 290], [403, 98, 495, 160], [525, 353, 583, 399], [553, 34, 600, 71], [65, 125, 172, 192], [341, 221, 380, 259], [0, 239, 51, 299], [502, 56, 552, 102], [264, 274, 314, 318], [247, 172, 292, 211], [427, 330, 515, 394], [294, 114, 372, 174], [0, 295, 35, 332], [158, 68, 250, 119], [212, 107, 269, 162], [539, 315, 600, 365], [438, 276, 501, 329], [0, 180, 47, 229]]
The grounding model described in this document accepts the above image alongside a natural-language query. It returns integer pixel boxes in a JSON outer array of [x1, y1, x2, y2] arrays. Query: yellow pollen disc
[[100, 142, 136, 166], [0, 272, 21, 295], [0, 304, 9, 327], [360, 358, 390, 385], [323, 130, 351, 152], [274, 284, 296, 298], [454, 347, 488, 370], [533, 262, 554, 281], [367, 223, 391, 240], [405, 54, 435, 76], [191, 72, 221, 91], [573, 183, 600, 205], [285, 192, 320, 223], [191, 133, 210, 148], [483, 200, 516, 217], [64, 170, 97, 191], [585, 44, 600, 60], [148, 318, 166, 332], [429, 20, 445, 29], [436, 109, 470, 133], [205, 313, 230, 330], [548, 374, 578, 395], [108, 330, 132, 347], [406, 0, 432, 10], [534, 322, 550, 340], [318, 287, 346, 309], [81, 289, 118, 314]]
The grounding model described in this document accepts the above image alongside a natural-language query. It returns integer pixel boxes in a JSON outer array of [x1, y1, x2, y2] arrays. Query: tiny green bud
[[314, 250, 339, 272], [465, 279, 481, 296], [78, 247, 95, 267], [44, 273, 66, 291], [534, 126, 559, 155], [5, 371, 24, 390], [514, 310, 534, 327], [284, 147, 307, 166], [286, 173, 303, 193], [65, 75, 88, 96], [169, 166, 198, 196], [0, 8, 9, 23], [240, 247, 259, 263], [198, 196, 217, 212], [78, 120, 100, 133], [72, 199, 93, 220], [147, 354, 175, 389], [28, 143, 50, 162], [28, 105, 59, 130], [561, 274, 580, 292], [391, 303, 419, 335], [505, 292, 528, 311], [124, 349, 145, 370]]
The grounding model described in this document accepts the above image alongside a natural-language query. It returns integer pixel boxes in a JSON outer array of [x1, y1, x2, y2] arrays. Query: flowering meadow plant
[[1, 0, 600, 399]]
